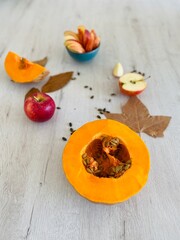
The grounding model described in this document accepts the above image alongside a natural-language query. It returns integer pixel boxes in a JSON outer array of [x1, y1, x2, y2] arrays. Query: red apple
[[119, 73, 147, 96], [24, 92, 56, 122]]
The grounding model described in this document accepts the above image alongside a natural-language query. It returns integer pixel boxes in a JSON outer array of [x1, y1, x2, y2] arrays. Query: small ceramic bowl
[[66, 45, 100, 62]]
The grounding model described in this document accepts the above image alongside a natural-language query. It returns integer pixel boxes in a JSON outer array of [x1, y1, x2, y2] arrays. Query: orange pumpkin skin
[[4, 52, 49, 83], [62, 119, 150, 204]]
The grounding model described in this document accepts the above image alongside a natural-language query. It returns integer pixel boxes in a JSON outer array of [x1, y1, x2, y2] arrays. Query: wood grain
[[0, 0, 180, 239]]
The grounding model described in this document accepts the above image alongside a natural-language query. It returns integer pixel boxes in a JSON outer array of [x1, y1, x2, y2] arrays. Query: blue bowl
[[66, 45, 100, 62]]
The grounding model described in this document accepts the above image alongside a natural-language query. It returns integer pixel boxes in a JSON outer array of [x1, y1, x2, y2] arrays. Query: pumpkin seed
[[86, 168, 93, 174], [115, 170, 125, 178], [126, 159, 132, 164], [94, 169, 101, 174], [123, 164, 131, 170], [109, 171, 115, 176], [111, 166, 116, 173], [83, 160, 87, 166], [82, 153, 87, 159], [110, 138, 120, 146], [115, 165, 123, 173], [86, 158, 90, 164]]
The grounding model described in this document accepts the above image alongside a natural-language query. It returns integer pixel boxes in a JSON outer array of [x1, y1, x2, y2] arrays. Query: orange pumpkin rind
[[4, 51, 49, 83], [62, 119, 150, 204]]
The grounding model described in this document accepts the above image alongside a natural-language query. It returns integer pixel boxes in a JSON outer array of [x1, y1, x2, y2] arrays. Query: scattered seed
[[71, 77, 77, 80], [96, 115, 101, 119], [84, 85, 88, 88], [142, 73, 145, 76], [90, 96, 94, 99], [131, 70, 137, 73], [108, 99, 111, 102], [77, 72, 80, 75], [110, 93, 116, 96], [56, 107, 61, 109], [145, 75, 151, 80], [69, 122, 72, 127], [97, 108, 110, 114], [62, 137, 67, 141], [89, 87, 92, 90], [70, 127, 74, 132]]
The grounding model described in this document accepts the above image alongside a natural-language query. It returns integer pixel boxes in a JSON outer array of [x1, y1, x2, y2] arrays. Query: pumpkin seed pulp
[[82, 135, 132, 178]]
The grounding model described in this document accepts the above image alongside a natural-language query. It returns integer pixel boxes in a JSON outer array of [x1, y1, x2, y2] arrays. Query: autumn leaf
[[33, 57, 48, 67], [104, 96, 171, 138], [25, 88, 40, 100], [41, 71, 74, 93]]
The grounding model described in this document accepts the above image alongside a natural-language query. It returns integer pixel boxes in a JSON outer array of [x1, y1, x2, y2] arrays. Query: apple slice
[[119, 73, 147, 96], [78, 25, 86, 44], [64, 31, 79, 41], [91, 29, 100, 49], [83, 29, 91, 48], [64, 39, 85, 53], [85, 31, 94, 52]]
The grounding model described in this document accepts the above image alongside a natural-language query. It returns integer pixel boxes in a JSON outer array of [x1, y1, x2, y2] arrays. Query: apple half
[[119, 73, 147, 96]]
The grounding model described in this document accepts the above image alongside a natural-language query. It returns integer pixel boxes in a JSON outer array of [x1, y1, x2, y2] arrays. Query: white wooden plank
[[0, 0, 180, 239]]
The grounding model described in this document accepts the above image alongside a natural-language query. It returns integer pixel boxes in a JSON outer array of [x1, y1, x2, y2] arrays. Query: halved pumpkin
[[62, 119, 150, 204], [4, 51, 49, 83]]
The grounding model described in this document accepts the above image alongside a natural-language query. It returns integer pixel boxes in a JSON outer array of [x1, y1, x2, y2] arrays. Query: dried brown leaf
[[25, 88, 40, 100], [41, 71, 74, 93], [104, 96, 171, 138], [33, 57, 48, 67]]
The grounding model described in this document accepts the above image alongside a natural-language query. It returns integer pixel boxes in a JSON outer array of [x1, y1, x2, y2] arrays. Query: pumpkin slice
[[4, 51, 49, 83], [62, 119, 150, 204]]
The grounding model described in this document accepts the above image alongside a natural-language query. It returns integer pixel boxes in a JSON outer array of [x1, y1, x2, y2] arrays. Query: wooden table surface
[[0, 0, 180, 239]]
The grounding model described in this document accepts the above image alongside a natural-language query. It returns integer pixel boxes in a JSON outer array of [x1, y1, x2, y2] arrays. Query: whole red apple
[[24, 92, 56, 122]]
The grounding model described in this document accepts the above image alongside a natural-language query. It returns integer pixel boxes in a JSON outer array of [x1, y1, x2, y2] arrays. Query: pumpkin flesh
[[4, 51, 49, 83], [62, 119, 150, 204]]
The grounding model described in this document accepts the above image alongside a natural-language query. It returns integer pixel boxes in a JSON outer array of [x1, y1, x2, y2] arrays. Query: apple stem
[[33, 96, 43, 102]]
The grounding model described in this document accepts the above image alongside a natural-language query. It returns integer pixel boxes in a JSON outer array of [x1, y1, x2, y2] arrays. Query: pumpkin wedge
[[62, 119, 150, 204], [4, 51, 49, 83]]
